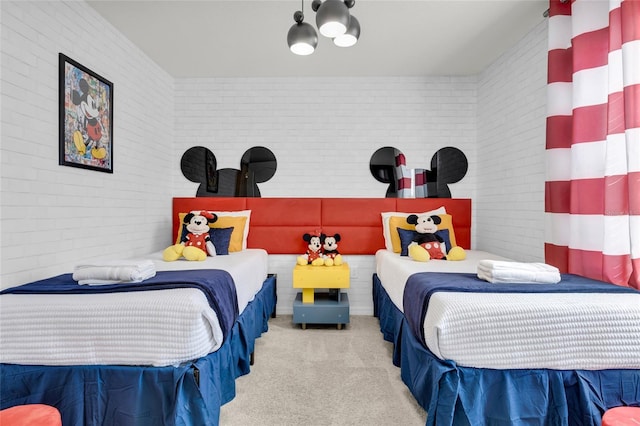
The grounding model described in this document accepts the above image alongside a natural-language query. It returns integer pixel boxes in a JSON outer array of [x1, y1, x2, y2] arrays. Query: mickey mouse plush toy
[[297, 233, 325, 266], [163, 211, 218, 262], [406, 214, 466, 262], [321, 233, 343, 266]]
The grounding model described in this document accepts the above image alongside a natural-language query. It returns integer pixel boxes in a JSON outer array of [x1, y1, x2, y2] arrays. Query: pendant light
[[333, 14, 359, 47], [287, 7, 318, 56], [312, 0, 350, 38]]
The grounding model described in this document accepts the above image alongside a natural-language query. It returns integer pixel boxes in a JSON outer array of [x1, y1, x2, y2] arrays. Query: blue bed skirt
[[0, 274, 277, 426], [372, 274, 640, 426]]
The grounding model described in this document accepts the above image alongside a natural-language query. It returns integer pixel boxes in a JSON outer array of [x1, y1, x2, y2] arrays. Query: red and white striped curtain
[[545, 0, 639, 289]]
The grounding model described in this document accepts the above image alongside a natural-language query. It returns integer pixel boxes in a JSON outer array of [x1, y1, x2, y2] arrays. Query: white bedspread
[[376, 249, 640, 370], [0, 249, 269, 367]]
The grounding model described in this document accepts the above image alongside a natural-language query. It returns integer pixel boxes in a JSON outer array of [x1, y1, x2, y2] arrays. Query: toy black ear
[[407, 214, 419, 225], [430, 215, 442, 225], [183, 213, 195, 224], [208, 213, 218, 224], [303, 233, 312, 242], [334, 234, 341, 242], [320, 233, 327, 242]]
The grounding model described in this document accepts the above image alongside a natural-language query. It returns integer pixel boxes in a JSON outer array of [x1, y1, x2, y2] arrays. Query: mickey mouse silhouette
[[369, 146, 468, 198], [181, 146, 277, 197], [71, 78, 107, 160]]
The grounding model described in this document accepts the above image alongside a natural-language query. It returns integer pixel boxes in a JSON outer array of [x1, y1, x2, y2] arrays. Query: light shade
[[315, 0, 349, 38], [287, 21, 318, 56], [333, 15, 359, 47]]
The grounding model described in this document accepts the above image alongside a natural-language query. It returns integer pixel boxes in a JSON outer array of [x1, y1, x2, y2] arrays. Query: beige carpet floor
[[219, 315, 427, 426]]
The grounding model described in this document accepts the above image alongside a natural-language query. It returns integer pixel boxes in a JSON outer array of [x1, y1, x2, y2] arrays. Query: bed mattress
[[375, 249, 640, 370], [0, 249, 268, 367]]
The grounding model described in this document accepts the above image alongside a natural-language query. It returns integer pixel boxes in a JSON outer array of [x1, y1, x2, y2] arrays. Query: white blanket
[[73, 259, 157, 285], [477, 259, 560, 284]]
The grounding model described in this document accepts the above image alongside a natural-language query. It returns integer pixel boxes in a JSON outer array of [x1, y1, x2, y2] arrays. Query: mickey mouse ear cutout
[[430, 147, 468, 184], [370, 146, 403, 197], [181, 145, 278, 197], [369, 146, 468, 198], [426, 147, 468, 198], [181, 146, 214, 184], [240, 147, 277, 184]]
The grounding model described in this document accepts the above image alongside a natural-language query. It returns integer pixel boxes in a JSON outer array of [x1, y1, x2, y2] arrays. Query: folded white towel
[[73, 259, 156, 285], [477, 260, 561, 284]]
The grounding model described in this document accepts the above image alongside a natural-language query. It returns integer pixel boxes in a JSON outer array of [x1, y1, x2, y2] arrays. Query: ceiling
[[87, 0, 548, 78]]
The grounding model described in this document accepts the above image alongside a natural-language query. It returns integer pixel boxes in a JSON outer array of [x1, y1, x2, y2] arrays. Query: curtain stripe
[[623, 43, 640, 86], [573, 104, 608, 142], [545, 181, 570, 213], [569, 141, 606, 179], [573, 28, 609, 70], [628, 127, 640, 172], [630, 171, 640, 213], [571, 0, 610, 35], [545, 214, 630, 254], [545, 212, 570, 246], [546, 116, 572, 149], [546, 176, 631, 215], [573, 67, 609, 107], [548, 49, 573, 82], [546, 82, 573, 116], [546, 148, 572, 181], [626, 85, 640, 127], [622, 0, 640, 42], [545, 0, 639, 288]]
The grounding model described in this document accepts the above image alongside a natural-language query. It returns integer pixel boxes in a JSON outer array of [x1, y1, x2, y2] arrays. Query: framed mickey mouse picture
[[58, 53, 114, 173]]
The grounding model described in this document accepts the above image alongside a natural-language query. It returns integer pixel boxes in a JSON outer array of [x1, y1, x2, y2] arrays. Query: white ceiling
[[87, 0, 548, 78]]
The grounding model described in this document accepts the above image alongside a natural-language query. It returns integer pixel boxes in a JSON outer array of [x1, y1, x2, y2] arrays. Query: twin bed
[[2, 197, 639, 425], [0, 198, 276, 425], [373, 200, 640, 425]]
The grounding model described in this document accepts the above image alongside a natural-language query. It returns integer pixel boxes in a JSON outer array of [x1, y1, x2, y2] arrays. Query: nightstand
[[292, 263, 350, 329]]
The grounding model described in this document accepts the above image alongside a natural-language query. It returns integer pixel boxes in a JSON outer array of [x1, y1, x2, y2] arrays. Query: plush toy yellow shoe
[[446, 246, 466, 261], [183, 246, 207, 261], [409, 244, 431, 262], [163, 244, 184, 262]]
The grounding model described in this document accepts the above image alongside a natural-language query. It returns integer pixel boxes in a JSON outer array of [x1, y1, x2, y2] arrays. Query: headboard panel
[[172, 197, 472, 254]]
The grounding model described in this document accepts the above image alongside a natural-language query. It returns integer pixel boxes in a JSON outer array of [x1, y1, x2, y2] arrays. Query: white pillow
[[381, 207, 447, 251]]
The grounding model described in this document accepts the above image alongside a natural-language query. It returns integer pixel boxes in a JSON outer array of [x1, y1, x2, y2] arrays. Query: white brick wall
[[0, 1, 175, 289], [475, 19, 548, 262], [173, 76, 478, 199]]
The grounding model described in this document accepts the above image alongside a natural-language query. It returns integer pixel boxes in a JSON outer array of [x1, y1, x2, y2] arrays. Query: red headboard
[[172, 197, 472, 255]]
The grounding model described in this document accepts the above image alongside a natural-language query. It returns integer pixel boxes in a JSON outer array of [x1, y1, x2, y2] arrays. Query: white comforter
[[0, 249, 269, 367], [376, 249, 640, 370]]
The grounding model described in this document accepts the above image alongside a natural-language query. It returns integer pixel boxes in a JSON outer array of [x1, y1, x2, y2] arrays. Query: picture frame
[[59, 53, 113, 173]]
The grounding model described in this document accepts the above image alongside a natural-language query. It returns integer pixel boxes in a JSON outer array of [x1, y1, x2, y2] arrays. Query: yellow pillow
[[388, 214, 457, 253], [175, 213, 248, 252], [388, 216, 417, 253]]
